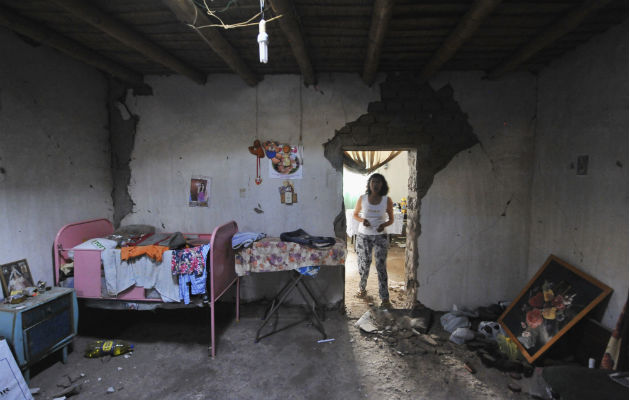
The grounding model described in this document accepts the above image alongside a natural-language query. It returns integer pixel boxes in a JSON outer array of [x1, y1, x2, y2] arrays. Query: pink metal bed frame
[[53, 218, 239, 358]]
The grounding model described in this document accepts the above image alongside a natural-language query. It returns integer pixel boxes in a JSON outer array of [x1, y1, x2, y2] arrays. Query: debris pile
[[355, 305, 442, 356]]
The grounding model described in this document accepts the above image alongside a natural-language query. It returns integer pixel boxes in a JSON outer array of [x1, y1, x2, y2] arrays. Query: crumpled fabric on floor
[[440, 305, 478, 333]]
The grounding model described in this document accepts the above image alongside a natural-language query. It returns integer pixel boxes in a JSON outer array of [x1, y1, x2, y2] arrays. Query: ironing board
[[234, 237, 346, 341]]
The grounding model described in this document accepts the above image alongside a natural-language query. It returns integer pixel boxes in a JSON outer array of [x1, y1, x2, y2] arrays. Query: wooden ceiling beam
[[487, 0, 613, 79], [162, 0, 259, 87], [269, 0, 316, 86], [49, 0, 206, 85], [0, 5, 145, 87], [419, 0, 503, 82], [362, 0, 395, 86]]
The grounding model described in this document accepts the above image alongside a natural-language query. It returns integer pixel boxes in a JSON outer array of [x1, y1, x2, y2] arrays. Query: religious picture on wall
[[0, 259, 34, 297], [263, 141, 303, 179], [189, 176, 210, 207]]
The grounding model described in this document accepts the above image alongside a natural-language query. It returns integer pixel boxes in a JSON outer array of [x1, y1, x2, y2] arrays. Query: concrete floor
[[27, 243, 534, 399], [30, 304, 531, 400]]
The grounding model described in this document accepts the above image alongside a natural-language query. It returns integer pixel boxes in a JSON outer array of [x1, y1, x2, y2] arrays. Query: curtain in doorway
[[343, 150, 402, 174]]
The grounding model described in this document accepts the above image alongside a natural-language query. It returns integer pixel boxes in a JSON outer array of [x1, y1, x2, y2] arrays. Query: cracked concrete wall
[[120, 74, 379, 305], [0, 28, 112, 295], [326, 72, 537, 312], [529, 21, 628, 330], [107, 79, 137, 228], [423, 71, 537, 311]]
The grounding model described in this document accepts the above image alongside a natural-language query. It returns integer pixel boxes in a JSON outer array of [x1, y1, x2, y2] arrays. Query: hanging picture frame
[[268, 143, 303, 179], [498, 255, 612, 363]]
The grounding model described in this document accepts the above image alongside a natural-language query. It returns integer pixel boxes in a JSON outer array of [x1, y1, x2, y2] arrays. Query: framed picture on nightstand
[[0, 259, 34, 297]]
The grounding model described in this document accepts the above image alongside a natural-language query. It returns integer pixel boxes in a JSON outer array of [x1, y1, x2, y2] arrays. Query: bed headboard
[[209, 220, 238, 299], [53, 218, 114, 284]]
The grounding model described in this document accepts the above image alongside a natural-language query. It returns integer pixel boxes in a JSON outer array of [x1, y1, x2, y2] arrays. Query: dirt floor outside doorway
[[344, 237, 407, 318]]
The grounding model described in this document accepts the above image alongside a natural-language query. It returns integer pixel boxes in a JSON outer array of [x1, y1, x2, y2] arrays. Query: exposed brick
[[374, 112, 394, 123], [436, 85, 454, 100], [367, 101, 386, 113], [396, 88, 420, 100], [434, 113, 454, 124], [358, 114, 375, 124], [413, 112, 432, 122], [351, 132, 374, 145], [370, 123, 388, 135], [422, 101, 442, 113], [351, 125, 369, 135], [387, 126, 406, 136], [386, 102, 403, 111], [337, 125, 352, 135], [403, 102, 422, 111], [380, 86, 397, 100]]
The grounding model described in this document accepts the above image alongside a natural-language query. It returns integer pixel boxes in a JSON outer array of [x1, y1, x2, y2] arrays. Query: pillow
[[68, 238, 118, 258]]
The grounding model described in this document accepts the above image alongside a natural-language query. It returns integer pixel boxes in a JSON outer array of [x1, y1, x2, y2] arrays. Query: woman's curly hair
[[365, 173, 389, 196]]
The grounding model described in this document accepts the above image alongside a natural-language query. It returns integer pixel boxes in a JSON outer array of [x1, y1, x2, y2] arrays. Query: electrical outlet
[[239, 188, 246, 198]]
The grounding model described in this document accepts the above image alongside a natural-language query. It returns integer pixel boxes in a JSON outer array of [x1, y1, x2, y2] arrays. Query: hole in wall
[[342, 150, 411, 317], [324, 73, 479, 313]]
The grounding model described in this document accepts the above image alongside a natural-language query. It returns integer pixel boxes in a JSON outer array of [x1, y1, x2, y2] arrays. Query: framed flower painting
[[498, 255, 612, 363]]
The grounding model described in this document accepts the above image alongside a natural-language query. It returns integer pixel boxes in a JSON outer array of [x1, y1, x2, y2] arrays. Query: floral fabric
[[171, 246, 206, 275], [234, 237, 346, 276]]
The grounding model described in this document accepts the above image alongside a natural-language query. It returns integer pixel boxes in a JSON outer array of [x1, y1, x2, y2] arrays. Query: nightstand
[[0, 287, 78, 381]]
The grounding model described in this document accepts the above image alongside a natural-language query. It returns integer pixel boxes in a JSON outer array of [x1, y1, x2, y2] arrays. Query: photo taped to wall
[[189, 176, 211, 207]]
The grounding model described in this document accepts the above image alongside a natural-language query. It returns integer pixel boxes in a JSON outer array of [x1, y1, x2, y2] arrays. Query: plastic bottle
[[496, 334, 519, 361], [84, 340, 134, 358]]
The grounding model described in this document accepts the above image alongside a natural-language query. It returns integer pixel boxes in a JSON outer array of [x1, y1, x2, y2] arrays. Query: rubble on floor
[[350, 303, 572, 398]]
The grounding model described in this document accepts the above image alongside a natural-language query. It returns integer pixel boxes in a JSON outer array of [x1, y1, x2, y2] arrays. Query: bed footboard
[[208, 220, 239, 358]]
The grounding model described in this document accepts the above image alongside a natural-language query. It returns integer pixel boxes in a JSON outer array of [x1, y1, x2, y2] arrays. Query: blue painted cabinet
[[0, 287, 78, 380]]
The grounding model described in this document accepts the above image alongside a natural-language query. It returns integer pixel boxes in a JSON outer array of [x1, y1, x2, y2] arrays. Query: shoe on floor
[[355, 289, 367, 299]]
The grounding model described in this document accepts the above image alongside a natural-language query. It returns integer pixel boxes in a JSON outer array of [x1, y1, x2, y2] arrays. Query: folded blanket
[[232, 232, 266, 249]]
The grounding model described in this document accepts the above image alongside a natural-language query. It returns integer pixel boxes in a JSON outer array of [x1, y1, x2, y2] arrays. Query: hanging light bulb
[[258, 18, 268, 63]]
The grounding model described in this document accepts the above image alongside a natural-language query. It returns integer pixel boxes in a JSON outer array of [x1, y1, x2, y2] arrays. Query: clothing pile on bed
[[67, 225, 213, 304]]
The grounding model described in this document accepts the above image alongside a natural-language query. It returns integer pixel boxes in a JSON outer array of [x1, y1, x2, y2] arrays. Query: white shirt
[[358, 194, 388, 235]]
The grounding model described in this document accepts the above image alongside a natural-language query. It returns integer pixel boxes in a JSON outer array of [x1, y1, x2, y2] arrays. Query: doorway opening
[[342, 150, 409, 318]]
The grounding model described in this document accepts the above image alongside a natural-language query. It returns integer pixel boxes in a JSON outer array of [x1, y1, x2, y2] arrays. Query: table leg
[[256, 275, 301, 342], [62, 345, 68, 364], [255, 271, 328, 342], [294, 282, 327, 339]]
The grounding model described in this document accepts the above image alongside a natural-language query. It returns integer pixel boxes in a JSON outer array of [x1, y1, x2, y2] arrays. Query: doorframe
[[340, 146, 420, 307]]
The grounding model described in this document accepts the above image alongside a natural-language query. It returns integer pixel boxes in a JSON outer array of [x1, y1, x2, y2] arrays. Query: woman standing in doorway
[[353, 173, 394, 308]]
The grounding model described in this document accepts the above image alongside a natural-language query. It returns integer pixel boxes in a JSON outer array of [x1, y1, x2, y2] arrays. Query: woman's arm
[[377, 197, 395, 232], [353, 196, 370, 226]]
